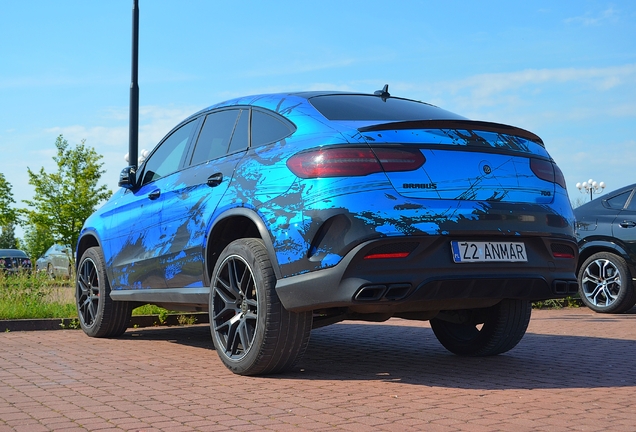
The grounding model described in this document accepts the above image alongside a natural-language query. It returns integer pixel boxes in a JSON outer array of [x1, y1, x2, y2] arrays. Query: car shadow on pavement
[[123, 320, 636, 390], [292, 324, 636, 390]]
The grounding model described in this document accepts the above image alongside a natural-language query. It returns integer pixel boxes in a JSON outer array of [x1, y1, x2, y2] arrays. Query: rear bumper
[[275, 235, 578, 312]]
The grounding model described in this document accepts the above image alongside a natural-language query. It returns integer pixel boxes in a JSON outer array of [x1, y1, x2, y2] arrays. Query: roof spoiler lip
[[358, 119, 544, 146]]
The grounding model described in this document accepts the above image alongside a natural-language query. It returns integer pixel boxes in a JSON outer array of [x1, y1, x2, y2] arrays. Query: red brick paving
[[1, 308, 635, 431]]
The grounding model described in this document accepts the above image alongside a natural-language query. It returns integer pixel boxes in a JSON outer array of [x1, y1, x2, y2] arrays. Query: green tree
[[23, 135, 112, 255], [21, 222, 55, 261], [0, 223, 18, 249], [0, 173, 17, 226]]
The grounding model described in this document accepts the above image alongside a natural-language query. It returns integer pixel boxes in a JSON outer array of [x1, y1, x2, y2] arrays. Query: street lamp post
[[576, 179, 605, 201]]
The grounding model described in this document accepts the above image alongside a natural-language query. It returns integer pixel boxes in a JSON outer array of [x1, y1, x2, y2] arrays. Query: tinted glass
[[606, 190, 631, 209], [190, 110, 240, 166], [142, 120, 196, 185], [625, 190, 636, 211], [228, 110, 249, 154], [309, 95, 466, 121], [251, 110, 294, 147]]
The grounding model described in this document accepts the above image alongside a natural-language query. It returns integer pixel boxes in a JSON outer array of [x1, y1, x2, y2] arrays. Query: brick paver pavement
[[1, 308, 635, 431]]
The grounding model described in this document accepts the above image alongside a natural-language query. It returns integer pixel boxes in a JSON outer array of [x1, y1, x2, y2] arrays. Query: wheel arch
[[75, 231, 102, 272], [204, 208, 281, 284], [578, 240, 636, 275]]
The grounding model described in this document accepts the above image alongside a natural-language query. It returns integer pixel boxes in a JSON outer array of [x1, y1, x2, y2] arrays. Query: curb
[[1, 313, 209, 332]]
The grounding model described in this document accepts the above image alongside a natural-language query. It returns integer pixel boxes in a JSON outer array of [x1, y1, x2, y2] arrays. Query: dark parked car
[[36, 244, 72, 278], [0, 249, 32, 274], [575, 183, 636, 313], [76, 87, 578, 375]]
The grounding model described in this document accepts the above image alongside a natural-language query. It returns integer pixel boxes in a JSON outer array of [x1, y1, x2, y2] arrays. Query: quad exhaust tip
[[552, 280, 579, 295], [354, 283, 412, 302]]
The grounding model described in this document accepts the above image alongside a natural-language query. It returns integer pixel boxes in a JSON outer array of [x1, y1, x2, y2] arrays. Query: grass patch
[[532, 296, 582, 309], [0, 272, 174, 320], [0, 272, 76, 319]]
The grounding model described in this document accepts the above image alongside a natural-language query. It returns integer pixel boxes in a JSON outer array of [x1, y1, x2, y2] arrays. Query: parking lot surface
[[1, 307, 635, 431]]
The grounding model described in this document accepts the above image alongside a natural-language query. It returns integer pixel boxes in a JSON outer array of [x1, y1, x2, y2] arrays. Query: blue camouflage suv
[[76, 87, 578, 375]]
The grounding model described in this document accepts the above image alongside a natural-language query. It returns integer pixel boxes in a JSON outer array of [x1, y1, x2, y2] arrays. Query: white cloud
[[551, 138, 636, 200], [565, 7, 619, 26], [44, 104, 198, 155], [443, 64, 636, 100], [6, 104, 200, 216]]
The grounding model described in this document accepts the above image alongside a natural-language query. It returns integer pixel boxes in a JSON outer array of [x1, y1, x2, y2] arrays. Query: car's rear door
[[613, 188, 636, 257], [157, 108, 249, 288]]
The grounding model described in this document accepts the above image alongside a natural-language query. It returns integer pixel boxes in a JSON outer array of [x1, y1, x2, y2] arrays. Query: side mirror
[[118, 166, 137, 189]]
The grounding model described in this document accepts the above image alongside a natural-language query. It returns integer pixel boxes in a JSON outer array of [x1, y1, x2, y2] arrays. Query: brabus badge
[[403, 183, 437, 189]]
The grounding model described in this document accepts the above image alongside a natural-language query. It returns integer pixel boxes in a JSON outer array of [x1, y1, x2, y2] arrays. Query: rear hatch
[[359, 120, 563, 204]]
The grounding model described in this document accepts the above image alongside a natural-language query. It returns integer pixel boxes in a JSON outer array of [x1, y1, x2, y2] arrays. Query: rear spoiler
[[358, 120, 544, 146]]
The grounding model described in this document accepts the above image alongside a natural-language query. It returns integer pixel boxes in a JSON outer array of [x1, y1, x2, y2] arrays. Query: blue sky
[[1, 1, 635, 237]]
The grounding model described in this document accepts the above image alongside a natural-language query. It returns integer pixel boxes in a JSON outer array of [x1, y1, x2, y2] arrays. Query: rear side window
[[625, 190, 636, 211], [606, 190, 632, 209], [251, 110, 295, 147], [190, 110, 242, 166], [228, 110, 249, 154], [309, 95, 465, 121]]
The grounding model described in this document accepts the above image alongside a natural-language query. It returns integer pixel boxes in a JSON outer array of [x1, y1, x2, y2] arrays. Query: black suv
[[575, 183, 636, 313], [0, 249, 32, 274]]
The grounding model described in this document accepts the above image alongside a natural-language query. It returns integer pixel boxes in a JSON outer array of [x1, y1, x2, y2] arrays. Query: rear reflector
[[550, 243, 576, 259], [287, 147, 425, 178], [364, 252, 411, 260], [552, 252, 575, 259]]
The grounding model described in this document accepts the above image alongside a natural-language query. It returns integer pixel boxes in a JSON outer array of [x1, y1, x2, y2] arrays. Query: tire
[[430, 299, 531, 356], [209, 238, 312, 375], [75, 247, 132, 337], [578, 252, 636, 314]]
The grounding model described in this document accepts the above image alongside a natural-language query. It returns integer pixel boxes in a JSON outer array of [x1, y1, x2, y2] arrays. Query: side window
[[190, 110, 240, 166], [251, 110, 295, 147], [142, 120, 196, 185], [606, 190, 632, 209], [625, 190, 636, 211], [227, 110, 249, 154]]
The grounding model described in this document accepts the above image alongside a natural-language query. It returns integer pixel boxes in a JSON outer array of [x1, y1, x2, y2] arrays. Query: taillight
[[373, 148, 426, 172], [553, 164, 566, 189], [287, 147, 425, 178], [530, 158, 566, 189]]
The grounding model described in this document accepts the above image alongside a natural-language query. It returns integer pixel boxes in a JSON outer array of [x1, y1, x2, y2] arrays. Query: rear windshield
[[309, 95, 466, 121], [0, 250, 27, 258]]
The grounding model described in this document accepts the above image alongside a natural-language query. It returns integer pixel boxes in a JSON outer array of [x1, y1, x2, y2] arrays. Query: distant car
[[575, 183, 636, 313], [36, 244, 72, 278], [76, 88, 578, 375], [0, 249, 32, 274]]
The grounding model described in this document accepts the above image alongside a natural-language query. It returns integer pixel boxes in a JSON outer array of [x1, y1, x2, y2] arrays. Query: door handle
[[148, 189, 161, 200], [619, 220, 636, 228], [207, 173, 223, 187]]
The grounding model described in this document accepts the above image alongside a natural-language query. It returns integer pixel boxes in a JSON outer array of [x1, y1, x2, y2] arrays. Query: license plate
[[451, 241, 528, 263]]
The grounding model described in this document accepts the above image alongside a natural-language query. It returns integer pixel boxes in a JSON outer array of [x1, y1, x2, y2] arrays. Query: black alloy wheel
[[76, 247, 132, 338], [210, 239, 312, 375]]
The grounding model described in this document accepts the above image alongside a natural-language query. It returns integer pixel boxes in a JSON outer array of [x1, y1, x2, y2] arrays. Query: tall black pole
[[128, 0, 139, 168]]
